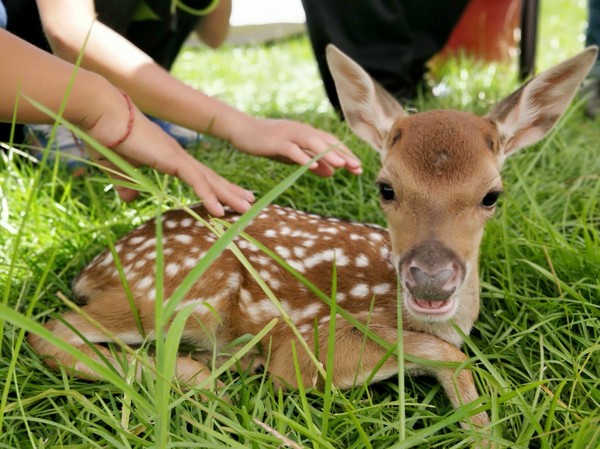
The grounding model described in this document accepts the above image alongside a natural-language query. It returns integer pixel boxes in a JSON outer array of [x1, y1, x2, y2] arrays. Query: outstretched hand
[[87, 104, 255, 217], [85, 89, 362, 216], [230, 117, 362, 177]]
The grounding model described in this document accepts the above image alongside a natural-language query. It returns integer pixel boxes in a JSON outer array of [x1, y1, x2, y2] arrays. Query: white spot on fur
[[350, 283, 369, 298], [166, 263, 179, 277], [137, 275, 154, 290], [99, 252, 113, 267], [240, 288, 252, 304], [183, 291, 228, 315], [183, 257, 198, 269], [305, 249, 348, 268], [245, 300, 279, 323], [275, 246, 291, 259], [303, 240, 315, 248], [174, 234, 193, 245], [298, 323, 314, 335], [258, 269, 272, 282], [287, 260, 306, 273], [180, 218, 193, 227], [319, 315, 330, 326], [305, 249, 333, 268], [264, 229, 277, 238], [317, 226, 338, 235], [370, 232, 384, 241], [380, 246, 390, 259], [373, 283, 391, 295], [355, 254, 369, 267], [334, 250, 349, 266], [259, 269, 281, 290], [293, 247, 306, 258], [129, 236, 146, 245], [289, 303, 321, 324], [138, 238, 156, 251], [251, 255, 270, 266], [227, 273, 241, 289]]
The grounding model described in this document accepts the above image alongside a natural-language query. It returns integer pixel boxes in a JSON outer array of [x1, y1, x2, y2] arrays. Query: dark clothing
[[588, 0, 600, 77], [300, 0, 469, 111]]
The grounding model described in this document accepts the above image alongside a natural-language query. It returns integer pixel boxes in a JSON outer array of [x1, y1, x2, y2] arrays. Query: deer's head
[[327, 45, 597, 323]]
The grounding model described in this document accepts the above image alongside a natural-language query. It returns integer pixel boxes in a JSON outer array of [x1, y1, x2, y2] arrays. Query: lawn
[[1, 1, 599, 448]]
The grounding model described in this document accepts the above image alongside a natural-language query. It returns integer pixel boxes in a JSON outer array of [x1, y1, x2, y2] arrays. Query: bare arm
[[35, 0, 362, 176], [0, 28, 254, 215], [195, 0, 232, 49]]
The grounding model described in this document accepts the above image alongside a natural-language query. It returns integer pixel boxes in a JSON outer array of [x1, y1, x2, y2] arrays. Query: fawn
[[29, 45, 596, 435]]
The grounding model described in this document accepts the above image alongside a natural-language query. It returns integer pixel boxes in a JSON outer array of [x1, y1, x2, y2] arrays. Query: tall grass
[[1, 1, 598, 447]]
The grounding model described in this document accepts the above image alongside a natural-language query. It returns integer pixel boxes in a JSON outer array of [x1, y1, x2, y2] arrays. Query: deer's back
[[72, 204, 398, 348]]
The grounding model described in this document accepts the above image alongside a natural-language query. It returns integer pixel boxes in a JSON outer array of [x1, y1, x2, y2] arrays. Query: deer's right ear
[[326, 44, 407, 155]]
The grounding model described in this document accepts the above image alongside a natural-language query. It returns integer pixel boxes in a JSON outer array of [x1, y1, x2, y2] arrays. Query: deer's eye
[[378, 182, 395, 201], [481, 191, 502, 208]]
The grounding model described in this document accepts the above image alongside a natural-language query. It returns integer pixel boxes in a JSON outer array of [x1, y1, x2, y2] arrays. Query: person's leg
[[301, 0, 469, 112]]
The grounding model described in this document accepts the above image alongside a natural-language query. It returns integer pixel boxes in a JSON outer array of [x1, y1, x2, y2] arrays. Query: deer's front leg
[[401, 331, 490, 429], [267, 324, 489, 429]]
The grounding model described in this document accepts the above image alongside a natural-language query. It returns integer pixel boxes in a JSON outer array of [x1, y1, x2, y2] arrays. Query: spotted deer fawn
[[29, 46, 596, 436]]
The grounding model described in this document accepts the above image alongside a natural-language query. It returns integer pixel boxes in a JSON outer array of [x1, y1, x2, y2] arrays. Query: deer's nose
[[406, 265, 456, 301], [400, 240, 465, 302]]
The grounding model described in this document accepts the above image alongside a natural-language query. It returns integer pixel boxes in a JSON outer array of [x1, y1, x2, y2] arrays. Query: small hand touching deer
[[29, 45, 597, 444]]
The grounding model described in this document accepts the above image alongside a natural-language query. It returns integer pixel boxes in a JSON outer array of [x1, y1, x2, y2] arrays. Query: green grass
[[1, 1, 599, 447]]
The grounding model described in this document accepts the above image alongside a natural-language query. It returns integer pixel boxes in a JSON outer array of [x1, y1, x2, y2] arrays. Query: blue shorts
[[0, 0, 7, 29]]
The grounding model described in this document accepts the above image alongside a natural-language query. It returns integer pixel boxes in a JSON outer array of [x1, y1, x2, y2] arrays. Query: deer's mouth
[[405, 293, 457, 321]]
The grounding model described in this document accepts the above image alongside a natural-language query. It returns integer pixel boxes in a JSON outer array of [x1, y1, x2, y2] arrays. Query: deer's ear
[[487, 46, 598, 158], [326, 44, 407, 155]]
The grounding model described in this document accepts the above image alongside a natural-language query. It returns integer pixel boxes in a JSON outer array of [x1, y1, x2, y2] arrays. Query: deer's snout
[[401, 241, 465, 302], [406, 265, 456, 301]]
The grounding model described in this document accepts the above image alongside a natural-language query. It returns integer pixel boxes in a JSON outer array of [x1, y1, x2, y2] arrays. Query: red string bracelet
[[106, 90, 135, 149]]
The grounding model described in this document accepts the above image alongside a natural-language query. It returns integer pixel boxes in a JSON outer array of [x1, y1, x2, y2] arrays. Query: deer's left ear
[[486, 46, 597, 158]]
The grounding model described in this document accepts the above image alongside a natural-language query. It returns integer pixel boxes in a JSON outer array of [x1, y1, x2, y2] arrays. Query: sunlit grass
[[1, 0, 599, 447]]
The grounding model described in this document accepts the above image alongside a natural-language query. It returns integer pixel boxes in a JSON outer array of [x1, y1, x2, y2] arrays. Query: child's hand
[[231, 117, 363, 177], [87, 101, 255, 216]]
